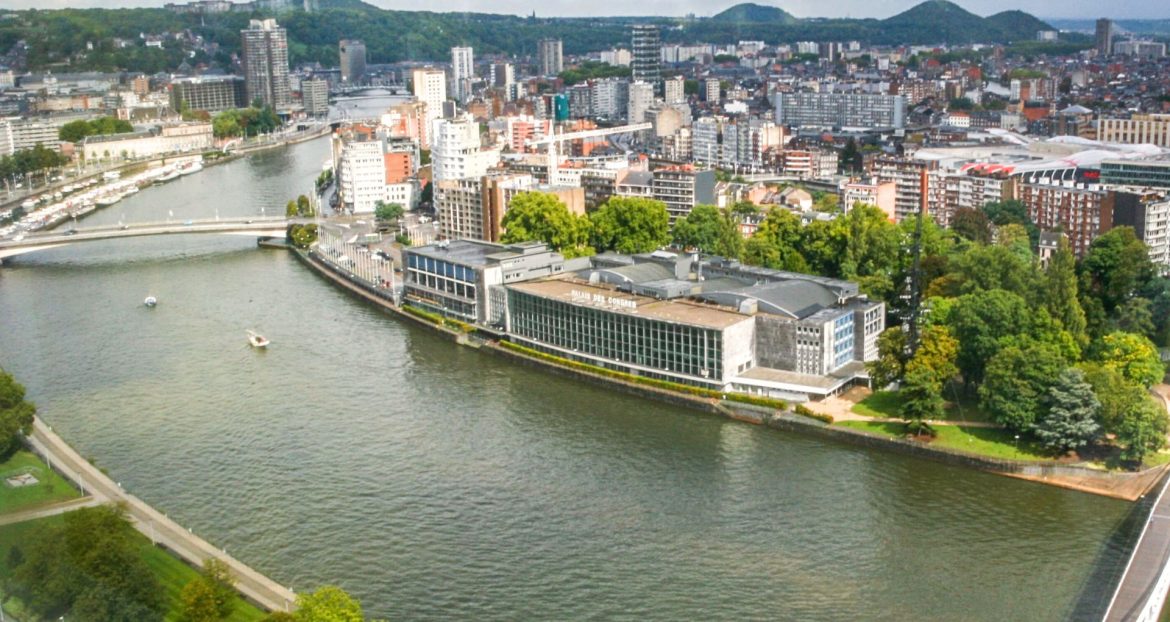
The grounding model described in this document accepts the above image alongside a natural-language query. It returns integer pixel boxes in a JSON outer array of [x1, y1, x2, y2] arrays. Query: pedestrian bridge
[[0, 217, 307, 262]]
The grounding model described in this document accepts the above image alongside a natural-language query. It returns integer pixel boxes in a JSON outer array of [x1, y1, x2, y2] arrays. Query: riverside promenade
[[25, 416, 297, 613]]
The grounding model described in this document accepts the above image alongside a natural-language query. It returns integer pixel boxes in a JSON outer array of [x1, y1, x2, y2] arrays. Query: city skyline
[[5, 0, 1168, 20]]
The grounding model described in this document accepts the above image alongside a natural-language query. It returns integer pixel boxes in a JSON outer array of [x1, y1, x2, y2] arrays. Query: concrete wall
[[755, 315, 797, 371]]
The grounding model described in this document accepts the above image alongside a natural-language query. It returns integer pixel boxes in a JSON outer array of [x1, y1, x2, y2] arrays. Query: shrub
[[793, 404, 834, 424]]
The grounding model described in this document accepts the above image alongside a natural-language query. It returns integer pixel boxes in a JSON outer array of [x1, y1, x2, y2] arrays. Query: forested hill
[[0, 0, 1054, 73]]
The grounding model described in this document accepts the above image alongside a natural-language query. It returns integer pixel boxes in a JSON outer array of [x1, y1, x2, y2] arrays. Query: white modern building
[[337, 138, 386, 213], [411, 68, 447, 148], [431, 114, 500, 183], [627, 81, 654, 124]]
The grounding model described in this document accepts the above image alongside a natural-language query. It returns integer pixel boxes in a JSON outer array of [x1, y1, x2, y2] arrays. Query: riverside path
[[25, 416, 297, 613]]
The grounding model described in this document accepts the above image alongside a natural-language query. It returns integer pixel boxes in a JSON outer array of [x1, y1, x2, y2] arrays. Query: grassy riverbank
[[852, 390, 994, 424], [835, 420, 1051, 461], [0, 513, 267, 621], [0, 450, 81, 514]]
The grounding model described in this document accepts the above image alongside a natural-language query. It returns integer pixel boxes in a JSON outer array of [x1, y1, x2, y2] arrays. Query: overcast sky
[[7, 0, 1167, 20]]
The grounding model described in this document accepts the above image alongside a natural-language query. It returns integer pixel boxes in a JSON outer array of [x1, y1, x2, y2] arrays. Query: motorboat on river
[[247, 330, 269, 348]]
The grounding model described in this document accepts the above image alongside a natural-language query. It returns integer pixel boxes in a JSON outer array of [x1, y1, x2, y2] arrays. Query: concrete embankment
[[25, 417, 297, 613], [293, 245, 1164, 501]]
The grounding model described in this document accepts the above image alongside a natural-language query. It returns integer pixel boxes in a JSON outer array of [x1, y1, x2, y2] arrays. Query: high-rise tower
[[631, 24, 661, 95], [240, 18, 290, 109]]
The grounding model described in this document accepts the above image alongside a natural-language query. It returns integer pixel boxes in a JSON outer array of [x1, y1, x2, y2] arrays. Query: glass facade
[[832, 314, 855, 369], [404, 253, 478, 319], [509, 290, 725, 381], [1101, 161, 1170, 189]]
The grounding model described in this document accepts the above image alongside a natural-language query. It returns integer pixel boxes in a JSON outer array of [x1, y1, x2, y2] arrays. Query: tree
[[1043, 237, 1087, 346], [1080, 226, 1156, 315], [671, 204, 741, 258], [743, 208, 808, 272], [297, 195, 312, 217], [1091, 331, 1165, 388], [1116, 396, 1169, 464], [904, 325, 959, 388], [9, 504, 164, 621], [979, 341, 1065, 432], [588, 197, 670, 255], [286, 200, 299, 218], [900, 366, 944, 435], [1080, 364, 1156, 447], [944, 243, 1038, 301], [294, 585, 363, 622], [502, 192, 593, 258], [179, 578, 220, 622], [0, 367, 36, 460], [374, 201, 404, 222], [868, 327, 909, 388], [1114, 297, 1156, 340], [201, 558, 236, 619], [1033, 368, 1101, 453], [838, 137, 862, 173], [947, 289, 1033, 385], [950, 207, 992, 244]]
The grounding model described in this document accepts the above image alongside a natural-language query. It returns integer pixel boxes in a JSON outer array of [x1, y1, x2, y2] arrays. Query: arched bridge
[[0, 217, 311, 262]]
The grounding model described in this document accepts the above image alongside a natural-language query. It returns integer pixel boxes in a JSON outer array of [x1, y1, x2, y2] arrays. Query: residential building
[[841, 178, 896, 220], [411, 68, 446, 148], [705, 78, 721, 104], [777, 149, 839, 180], [875, 156, 942, 222], [1019, 180, 1112, 257], [431, 114, 500, 183], [628, 166, 716, 223], [1112, 189, 1170, 269], [169, 76, 246, 113], [337, 137, 386, 213], [240, 18, 291, 109], [773, 92, 906, 129], [601, 48, 632, 67], [80, 123, 212, 161], [692, 116, 723, 165], [590, 78, 628, 120], [451, 46, 474, 102], [490, 62, 515, 90], [627, 81, 654, 124], [1113, 40, 1167, 58], [664, 76, 686, 104], [339, 39, 367, 85], [302, 77, 329, 116], [0, 118, 61, 155], [1096, 18, 1115, 56], [631, 25, 661, 94], [538, 39, 564, 77]]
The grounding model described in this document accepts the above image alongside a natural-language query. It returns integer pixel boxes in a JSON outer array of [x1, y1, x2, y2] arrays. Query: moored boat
[[246, 330, 270, 348]]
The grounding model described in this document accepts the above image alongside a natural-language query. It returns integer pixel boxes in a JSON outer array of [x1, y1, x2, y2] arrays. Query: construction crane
[[526, 123, 652, 181]]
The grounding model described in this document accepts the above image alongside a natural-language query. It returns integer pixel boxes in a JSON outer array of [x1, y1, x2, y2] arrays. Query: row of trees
[[500, 194, 671, 258], [212, 104, 281, 139], [58, 116, 134, 143], [180, 560, 370, 622], [0, 144, 69, 184], [0, 368, 36, 460]]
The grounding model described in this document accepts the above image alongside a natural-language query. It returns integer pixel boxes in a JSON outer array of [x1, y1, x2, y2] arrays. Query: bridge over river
[[0, 216, 306, 262]]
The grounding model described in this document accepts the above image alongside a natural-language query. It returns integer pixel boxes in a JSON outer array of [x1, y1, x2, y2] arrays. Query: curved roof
[[586, 262, 674, 286], [697, 280, 839, 319]]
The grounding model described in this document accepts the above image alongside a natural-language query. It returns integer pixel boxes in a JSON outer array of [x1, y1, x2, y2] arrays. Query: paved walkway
[[1103, 471, 1170, 621], [25, 417, 296, 613], [807, 393, 1000, 428], [0, 496, 100, 527]]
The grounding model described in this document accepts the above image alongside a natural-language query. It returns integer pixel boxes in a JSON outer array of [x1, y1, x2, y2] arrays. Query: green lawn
[[0, 514, 266, 622], [835, 420, 1051, 461], [0, 450, 81, 514], [851, 390, 995, 424]]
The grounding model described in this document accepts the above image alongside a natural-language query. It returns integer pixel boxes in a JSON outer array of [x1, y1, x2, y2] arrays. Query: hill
[[711, 3, 797, 24], [986, 10, 1055, 42], [881, 0, 1002, 44]]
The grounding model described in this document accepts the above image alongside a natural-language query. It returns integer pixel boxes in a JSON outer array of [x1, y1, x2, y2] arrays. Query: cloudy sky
[[6, 0, 1167, 20]]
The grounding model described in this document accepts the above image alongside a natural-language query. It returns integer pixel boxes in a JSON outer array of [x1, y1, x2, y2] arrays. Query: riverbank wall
[[292, 245, 1165, 502]]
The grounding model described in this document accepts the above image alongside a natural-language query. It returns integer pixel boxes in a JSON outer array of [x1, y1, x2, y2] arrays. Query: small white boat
[[247, 330, 269, 348], [178, 161, 204, 175], [144, 296, 158, 307], [155, 169, 182, 184]]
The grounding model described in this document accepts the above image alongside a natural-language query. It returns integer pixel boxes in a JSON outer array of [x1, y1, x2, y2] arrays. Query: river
[[0, 133, 1139, 621]]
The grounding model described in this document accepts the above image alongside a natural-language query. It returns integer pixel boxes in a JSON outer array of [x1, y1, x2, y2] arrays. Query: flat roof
[[509, 279, 752, 330], [734, 361, 868, 393]]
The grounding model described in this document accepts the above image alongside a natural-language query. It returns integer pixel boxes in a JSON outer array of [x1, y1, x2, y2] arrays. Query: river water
[[0, 134, 1139, 620]]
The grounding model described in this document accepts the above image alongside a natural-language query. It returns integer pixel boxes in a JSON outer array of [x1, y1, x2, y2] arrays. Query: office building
[[240, 18, 291, 109], [451, 46, 474, 102], [1096, 18, 1114, 56], [505, 253, 884, 399], [538, 39, 564, 77], [402, 240, 573, 326], [631, 25, 661, 94], [339, 39, 367, 85], [80, 123, 212, 161], [1101, 159, 1170, 189], [302, 77, 329, 116], [773, 92, 905, 129], [1098, 114, 1170, 148], [169, 76, 246, 113], [410, 68, 446, 148]]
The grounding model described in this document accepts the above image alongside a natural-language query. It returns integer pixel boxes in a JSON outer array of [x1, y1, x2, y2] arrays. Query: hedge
[[499, 341, 788, 411], [401, 304, 474, 333], [794, 404, 834, 425]]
